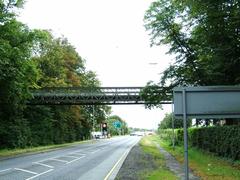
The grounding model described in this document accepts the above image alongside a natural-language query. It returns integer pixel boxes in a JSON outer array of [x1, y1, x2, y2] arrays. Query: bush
[[175, 126, 240, 160]]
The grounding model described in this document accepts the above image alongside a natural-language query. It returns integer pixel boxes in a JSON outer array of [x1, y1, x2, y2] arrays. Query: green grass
[[139, 135, 179, 180], [0, 140, 93, 158], [154, 135, 240, 180]]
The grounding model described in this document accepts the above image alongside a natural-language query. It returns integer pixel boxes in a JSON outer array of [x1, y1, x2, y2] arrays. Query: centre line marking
[[0, 168, 12, 173], [50, 158, 68, 163], [26, 169, 53, 180], [34, 162, 54, 168], [14, 168, 38, 175]]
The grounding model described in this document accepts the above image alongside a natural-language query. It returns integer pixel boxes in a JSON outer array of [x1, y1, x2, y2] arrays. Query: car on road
[[91, 131, 103, 139], [130, 131, 144, 136]]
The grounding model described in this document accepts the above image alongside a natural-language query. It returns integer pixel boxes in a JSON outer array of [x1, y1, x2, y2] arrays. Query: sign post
[[173, 86, 240, 180], [182, 89, 189, 180], [171, 100, 175, 150]]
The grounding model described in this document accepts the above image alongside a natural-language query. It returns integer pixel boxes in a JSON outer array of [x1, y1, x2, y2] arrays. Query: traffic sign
[[113, 121, 121, 128]]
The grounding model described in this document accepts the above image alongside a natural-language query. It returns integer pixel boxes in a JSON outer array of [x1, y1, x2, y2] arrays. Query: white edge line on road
[[26, 169, 54, 180], [0, 168, 12, 173], [50, 158, 68, 163], [34, 162, 54, 169], [14, 168, 38, 175], [104, 140, 139, 180], [103, 149, 130, 180], [66, 156, 85, 164]]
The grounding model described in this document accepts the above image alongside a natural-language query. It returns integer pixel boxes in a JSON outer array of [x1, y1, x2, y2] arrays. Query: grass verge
[[139, 135, 178, 180], [154, 135, 240, 180], [0, 139, 93, 159]]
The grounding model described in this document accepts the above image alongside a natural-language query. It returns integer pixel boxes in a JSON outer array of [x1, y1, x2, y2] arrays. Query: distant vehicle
[[146, 131, 155, 135], [130, 132, 136, 136], [130, 131, 144, 136], [91, 131, 103, 139]]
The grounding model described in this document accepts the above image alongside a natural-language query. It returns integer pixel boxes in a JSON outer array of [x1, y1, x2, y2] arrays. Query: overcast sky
[[18, 0, 173, 129]]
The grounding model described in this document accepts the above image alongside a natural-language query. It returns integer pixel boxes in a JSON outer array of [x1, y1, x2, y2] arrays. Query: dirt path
[[155, 143, 200, 180]]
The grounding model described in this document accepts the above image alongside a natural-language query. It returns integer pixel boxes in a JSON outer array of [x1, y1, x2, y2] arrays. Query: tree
[[0, 2, 111, 148], [0, 0, 40, 148], [144, 0, 240, 125], [27, 31, 111, 144], [107, 115, 129, 136], [158, 113, 191, 129], [144, 0, 240, 87]]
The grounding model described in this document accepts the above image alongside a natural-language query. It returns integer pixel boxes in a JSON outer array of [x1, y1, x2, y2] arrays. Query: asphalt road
[[0, 136, 141, 180]]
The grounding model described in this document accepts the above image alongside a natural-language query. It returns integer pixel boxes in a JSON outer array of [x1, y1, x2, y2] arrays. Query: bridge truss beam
[[28, 87, 172, 105]]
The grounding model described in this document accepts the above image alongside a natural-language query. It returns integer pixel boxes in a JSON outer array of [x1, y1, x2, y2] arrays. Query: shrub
[[175, 126, 240, 160]]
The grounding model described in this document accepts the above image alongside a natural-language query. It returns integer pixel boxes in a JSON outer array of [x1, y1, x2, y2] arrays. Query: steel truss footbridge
[[28, 87, 172, 105]]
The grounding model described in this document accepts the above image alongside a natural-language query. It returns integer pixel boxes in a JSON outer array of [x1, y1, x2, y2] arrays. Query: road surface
[[0, 136, 141, 180]]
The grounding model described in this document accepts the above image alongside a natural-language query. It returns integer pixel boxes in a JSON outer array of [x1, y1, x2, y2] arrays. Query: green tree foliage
[[143, 0, 240, 102], [158, 113, 191, 129], [0, 1, 111, 148], [0, 0, 40, 148], [145, 0, 240, 87], [143, 0, 240, 125], [107, 115, 129, 136], [24, 31, 111, 145], [140, 81, 172, 109]]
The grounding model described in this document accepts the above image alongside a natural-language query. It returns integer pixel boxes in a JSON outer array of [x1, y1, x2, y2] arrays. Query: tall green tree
[[145, 0, 240, 87], [0, 0, 40, 148], [158, 113, 191, 129], [143, 1, 240, 125], [26, 31, 111, 144], [0, 1, 111, 149], [107, 115, 129, 135]]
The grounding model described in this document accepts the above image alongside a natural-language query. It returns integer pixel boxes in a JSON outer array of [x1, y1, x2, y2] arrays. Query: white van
[[91, 131, 103, 139]]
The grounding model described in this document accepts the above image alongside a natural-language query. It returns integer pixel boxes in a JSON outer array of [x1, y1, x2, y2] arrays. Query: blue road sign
[[113, 121, 121, 128]]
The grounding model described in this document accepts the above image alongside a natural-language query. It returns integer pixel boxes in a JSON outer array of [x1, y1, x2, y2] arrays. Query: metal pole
[[92, 105, 95, 131], [183, 89, 189, 180], [171, 100, 175, 150]]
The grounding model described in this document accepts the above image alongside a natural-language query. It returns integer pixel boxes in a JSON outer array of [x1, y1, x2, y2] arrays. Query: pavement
[[0, 136, 141, 180]]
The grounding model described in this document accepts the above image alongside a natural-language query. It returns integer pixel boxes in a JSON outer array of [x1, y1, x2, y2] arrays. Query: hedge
[[160, 125, 240, 160]]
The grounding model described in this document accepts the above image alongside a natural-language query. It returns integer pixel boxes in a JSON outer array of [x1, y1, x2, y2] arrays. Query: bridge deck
[[28, 87, 172, 105]]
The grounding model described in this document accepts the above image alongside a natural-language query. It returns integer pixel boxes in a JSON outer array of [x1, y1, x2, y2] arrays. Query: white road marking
[[50, 158, 68, 163], [104, 139, 139, 180], [90, 149, 100, 154], [66, 156, 86, 164], [34, 162, 54, 169], [26, 169, 53, 180], [14, 168, 38, 175], [0, 168, 12, 173], [72, 152, 86, 156], [64, 155, 79, 159]]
